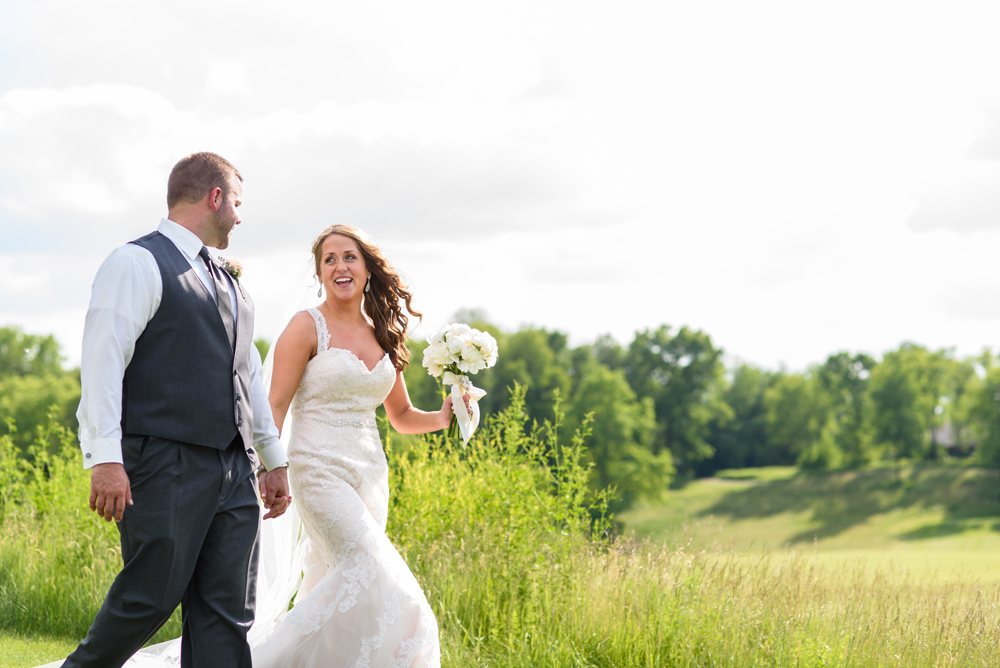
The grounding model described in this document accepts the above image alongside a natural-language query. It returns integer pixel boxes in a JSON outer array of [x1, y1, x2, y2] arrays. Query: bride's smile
[[321, 235, 369, 299]]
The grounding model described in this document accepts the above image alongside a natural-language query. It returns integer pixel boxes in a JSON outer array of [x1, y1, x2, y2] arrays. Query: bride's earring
[[317, 283, 323, 297], [365, 276, 371, 293]]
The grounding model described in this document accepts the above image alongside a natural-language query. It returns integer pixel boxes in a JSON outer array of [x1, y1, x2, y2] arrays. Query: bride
[[251, 224, 462, 668]]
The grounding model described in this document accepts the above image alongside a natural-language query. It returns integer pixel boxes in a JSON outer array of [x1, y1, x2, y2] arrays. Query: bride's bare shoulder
[[277, 311, 320, 353]]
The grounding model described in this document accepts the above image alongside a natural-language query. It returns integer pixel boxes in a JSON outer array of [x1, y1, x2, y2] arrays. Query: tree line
[[5, 322, 1000, 512], [402, 319, 1000, 510]]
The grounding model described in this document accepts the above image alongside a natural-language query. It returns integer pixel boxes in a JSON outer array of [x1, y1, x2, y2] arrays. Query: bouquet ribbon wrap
[[443, 371, 487, 445]]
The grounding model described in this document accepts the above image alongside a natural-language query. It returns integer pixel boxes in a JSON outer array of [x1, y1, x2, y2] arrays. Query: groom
[[65, 152, 291, 668]]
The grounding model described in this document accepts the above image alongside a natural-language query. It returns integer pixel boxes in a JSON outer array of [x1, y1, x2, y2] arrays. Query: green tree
[[476, 327, 572, 425], [402, 337, 446, 412], [813, 352, 877, 468], [936, 356, 979, 457], [566, 358, 668, 510], [592, 334, 626, 370], [0, 376, 82, 452], [0, 327, 65, 377], [0, 326, 80, 452], [867, 343, 950, 462], [762, 372, 823, 466], [972, 360, 1000, 469], [704, 363, 773, 474], [621, 325, 725, 475]]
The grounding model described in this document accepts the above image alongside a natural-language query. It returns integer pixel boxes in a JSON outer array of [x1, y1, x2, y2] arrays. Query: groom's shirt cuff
[[254, 437, 287, 471], [80, 437, 123, 469]]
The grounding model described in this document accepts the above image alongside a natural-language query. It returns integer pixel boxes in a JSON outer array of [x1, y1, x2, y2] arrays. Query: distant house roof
[[930, 423, 977, 449]]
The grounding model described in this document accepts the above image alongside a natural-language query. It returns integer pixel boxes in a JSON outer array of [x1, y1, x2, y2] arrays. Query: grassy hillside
[[620, 464, 1000, 590]]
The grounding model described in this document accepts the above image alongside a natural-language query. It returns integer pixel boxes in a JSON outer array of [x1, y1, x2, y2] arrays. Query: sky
[[3, 0, 1000, 371]]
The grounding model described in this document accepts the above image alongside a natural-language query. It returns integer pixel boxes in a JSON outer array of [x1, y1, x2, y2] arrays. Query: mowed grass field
[[0, 635, 77, 668], [620, 464, 1000, 591]]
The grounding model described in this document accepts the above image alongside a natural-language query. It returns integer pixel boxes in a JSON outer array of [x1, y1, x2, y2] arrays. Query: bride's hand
[[259, 467, 292, 520], [438, 394, 473, 430]]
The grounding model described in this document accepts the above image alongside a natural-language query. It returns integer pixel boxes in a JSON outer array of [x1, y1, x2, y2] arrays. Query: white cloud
[[907, 163, 1000, 233], [6, 0, 1000, 371]]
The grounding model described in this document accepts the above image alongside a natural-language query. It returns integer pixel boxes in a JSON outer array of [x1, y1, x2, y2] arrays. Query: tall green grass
[[5, 394, 1000, 666], [0, 412, 182, 643], [384, 391, 1000, 666]]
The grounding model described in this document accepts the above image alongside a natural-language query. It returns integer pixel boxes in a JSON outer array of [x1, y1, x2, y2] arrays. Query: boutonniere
[[220, 257, 243, 281]]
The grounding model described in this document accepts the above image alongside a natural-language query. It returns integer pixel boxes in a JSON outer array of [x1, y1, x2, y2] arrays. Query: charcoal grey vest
[[121, 231, 255, 450]]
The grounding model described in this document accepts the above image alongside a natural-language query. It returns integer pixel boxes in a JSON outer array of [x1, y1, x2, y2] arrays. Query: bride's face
[[320, 234, 369, 301]]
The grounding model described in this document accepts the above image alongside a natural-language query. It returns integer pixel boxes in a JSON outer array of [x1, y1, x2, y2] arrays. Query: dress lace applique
[[306, 307, 331, 352]]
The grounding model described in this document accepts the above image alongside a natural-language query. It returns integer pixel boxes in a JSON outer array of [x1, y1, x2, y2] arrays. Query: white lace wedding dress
[[252, 307, 440, 668]]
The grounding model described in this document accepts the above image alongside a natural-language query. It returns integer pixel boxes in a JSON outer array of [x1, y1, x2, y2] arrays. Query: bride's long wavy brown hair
[[312, 224, 421, 372]]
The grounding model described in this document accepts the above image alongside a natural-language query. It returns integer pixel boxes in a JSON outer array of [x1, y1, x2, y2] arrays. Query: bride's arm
[[267, 312, 316, 434], [383, 372, 464, 434]]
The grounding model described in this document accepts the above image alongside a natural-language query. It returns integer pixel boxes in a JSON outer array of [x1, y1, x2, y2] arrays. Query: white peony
[[421, 322, 499, 445], [446, 323, 472, 338], [447, 335, 467, 355], [429, 341, 452, 363], [422, 340, 453, 377], [461, 342, 483, 365], [472, 331, 499, 367], [422, 358, 443, 377], [423, 323, 498, 380]]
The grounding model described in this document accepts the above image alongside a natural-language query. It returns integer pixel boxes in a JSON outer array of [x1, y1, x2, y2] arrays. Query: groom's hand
[[259, 467, 292, 520], [90, 463, 133, 522]]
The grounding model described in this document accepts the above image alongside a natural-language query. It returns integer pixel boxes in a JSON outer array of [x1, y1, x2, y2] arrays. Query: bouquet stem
[[447, 414, 458, 439]]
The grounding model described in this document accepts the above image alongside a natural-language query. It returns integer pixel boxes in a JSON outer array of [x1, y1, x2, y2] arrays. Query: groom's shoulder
[[95, 236, 159, 279], [102, 229, 176, 267], [128, 230, 163, 247]]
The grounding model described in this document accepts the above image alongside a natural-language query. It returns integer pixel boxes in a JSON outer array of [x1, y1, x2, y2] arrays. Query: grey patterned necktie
[[198, 247, 236, 349]]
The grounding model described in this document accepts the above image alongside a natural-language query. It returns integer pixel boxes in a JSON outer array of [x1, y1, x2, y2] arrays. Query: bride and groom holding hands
[[49, 152, 464, 668]]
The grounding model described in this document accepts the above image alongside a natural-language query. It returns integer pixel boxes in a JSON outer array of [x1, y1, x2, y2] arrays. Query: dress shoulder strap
[[305, 307, 331, 351]]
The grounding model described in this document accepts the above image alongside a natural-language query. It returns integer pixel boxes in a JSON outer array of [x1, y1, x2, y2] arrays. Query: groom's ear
[[207, 186, 224, 212]]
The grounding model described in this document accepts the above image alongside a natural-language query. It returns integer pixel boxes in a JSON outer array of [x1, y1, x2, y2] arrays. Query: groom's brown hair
[[167, 152, 243, 209]]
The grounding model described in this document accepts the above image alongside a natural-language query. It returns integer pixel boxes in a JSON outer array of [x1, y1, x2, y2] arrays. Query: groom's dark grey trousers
[[62, 433, 259, 668]]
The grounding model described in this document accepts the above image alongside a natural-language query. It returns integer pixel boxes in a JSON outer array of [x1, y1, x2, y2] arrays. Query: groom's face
[[210, 177, 243, 249]]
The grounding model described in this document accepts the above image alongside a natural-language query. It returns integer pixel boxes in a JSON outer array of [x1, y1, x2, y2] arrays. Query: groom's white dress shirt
[[76, 218, 287, 471]]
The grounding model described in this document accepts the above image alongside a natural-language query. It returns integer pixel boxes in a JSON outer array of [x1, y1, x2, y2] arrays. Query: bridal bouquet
[[422, 323, 499, 445]]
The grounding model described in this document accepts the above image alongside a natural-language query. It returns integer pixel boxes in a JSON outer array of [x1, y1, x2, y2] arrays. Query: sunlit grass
[[0, 632, 78, 668], [622, 464, 1000, 553], [7, 403, 1000, 666]]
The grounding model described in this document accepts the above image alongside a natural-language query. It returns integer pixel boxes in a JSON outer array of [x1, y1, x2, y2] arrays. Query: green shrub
[[387, 385, 611, 645], [0, 411, 126, 637]]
